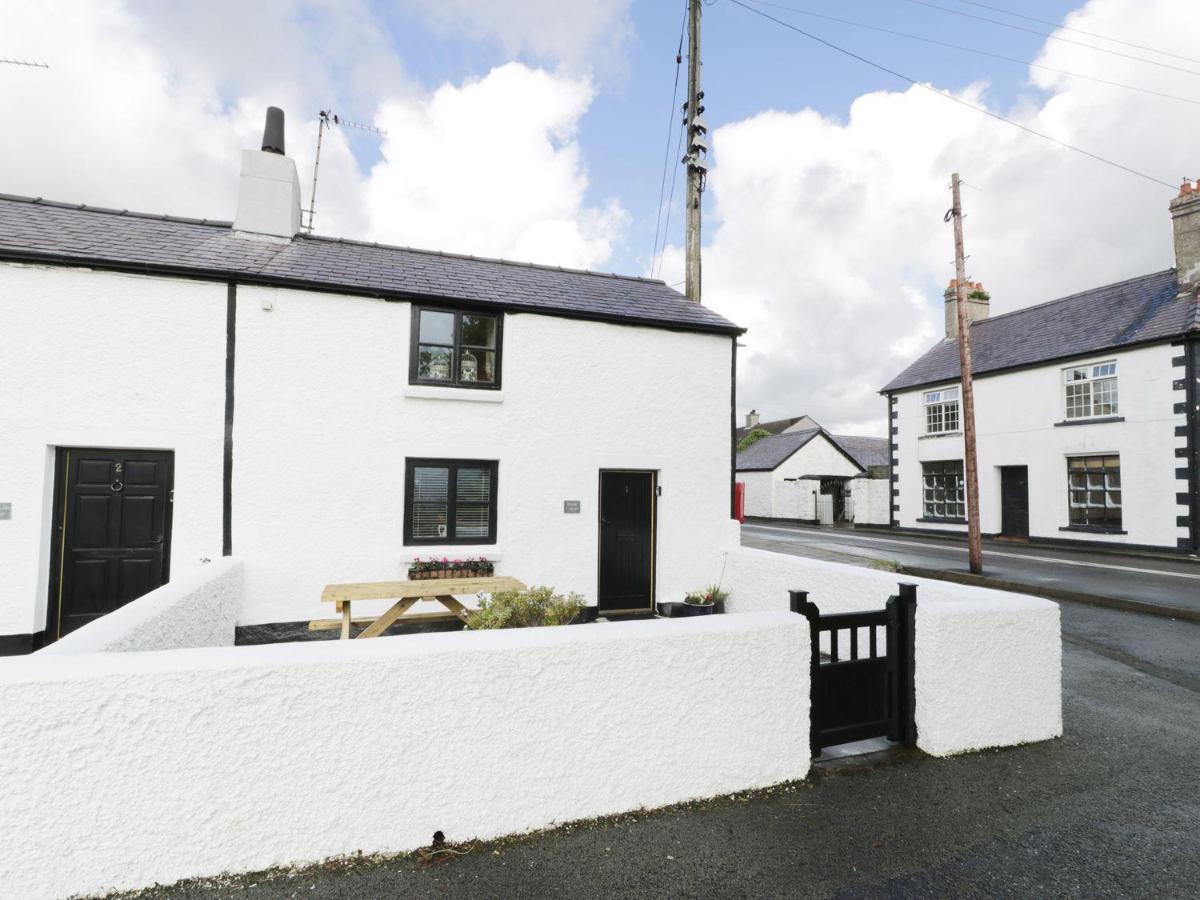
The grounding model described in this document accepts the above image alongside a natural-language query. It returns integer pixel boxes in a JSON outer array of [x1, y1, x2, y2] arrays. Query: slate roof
[[734, 414, 820, 442], [0, 194, 742, 335], [828, 434, 890, 469], [882, 269, 1195, 392], [736, 429, 823, 471]]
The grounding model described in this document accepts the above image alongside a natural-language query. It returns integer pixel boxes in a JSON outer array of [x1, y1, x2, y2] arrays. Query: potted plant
[[408, 556, 495, 580], [682, 584, 728, 616]]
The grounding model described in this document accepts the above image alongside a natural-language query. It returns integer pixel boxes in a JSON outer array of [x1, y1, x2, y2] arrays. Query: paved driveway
[[131, 603, 1200, 899]]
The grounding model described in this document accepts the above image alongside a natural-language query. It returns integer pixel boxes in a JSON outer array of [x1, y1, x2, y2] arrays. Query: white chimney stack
[[746, 409, 760, 428], [233, 107, 303, 240]]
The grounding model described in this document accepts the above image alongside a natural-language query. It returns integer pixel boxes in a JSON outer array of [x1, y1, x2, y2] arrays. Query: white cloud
[[363, 63, 627, 267], [0, 2, 625, 269], [663, 0, 1198, 436]]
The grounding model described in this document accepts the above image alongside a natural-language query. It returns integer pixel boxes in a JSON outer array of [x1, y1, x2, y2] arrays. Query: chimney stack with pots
[[944, 279, 990, 341], [233, 107, 303, 240], [746, 410, 760, 428], [1170, 178, 1200, 294]]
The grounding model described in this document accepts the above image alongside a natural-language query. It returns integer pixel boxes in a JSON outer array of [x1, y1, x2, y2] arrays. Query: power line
[[959, 0, 1200, 67], [656, 116, 688, 279], [898, 0, 1200, 79], [1, 58, 49, 68], [650, 2, 689, 275], [741, 0, 1200, 107], [728, 0, 1177, 191]]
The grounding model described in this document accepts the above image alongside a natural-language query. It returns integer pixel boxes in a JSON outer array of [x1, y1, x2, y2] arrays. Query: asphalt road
[[742, 522, 1200, 617], [131, 601, 1200, 900]]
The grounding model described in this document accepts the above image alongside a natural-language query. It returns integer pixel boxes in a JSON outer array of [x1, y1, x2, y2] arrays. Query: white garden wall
[[892, 342, 1184, 548], [850, 477, 891, 525], [0, 612, 809, 899], [37, 558, 241, 655], [720, 546, 1062, 756], [0, 264, 227, 636]]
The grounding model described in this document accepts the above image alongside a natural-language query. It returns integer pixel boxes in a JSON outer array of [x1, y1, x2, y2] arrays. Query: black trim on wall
[[887, 393, 897, 529], [223, 283, 236, 557], [1186, 337, 1200, 553], [0, 631, 45, 656], [730, 337, 738, 518]]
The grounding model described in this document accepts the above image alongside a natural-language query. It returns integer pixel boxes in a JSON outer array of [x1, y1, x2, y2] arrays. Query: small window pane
[[412, 503, 448, 539], [418, 345, 453, 381], [460, 315, 497, 348], [455, 505, 489, 538], [413, 467, 449, 502], [459, 349, 496, 384], [456, 467, 491, 502], [419, 310, 455, 344]]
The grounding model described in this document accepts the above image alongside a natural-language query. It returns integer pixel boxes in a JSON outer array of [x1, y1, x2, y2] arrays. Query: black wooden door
[[1000, 466, 1029, 538], [598, 471, 656, 613], [50, 448, 174, 640]]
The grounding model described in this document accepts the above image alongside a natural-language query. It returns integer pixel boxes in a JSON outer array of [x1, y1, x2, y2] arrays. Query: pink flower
[[442, 557, 449, 564]]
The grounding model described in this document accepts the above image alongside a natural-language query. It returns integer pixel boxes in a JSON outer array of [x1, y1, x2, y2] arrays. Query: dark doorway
[[1000, 465, 1030, 538], [48, 448, 174, 641], [598, 470, 656, 614]]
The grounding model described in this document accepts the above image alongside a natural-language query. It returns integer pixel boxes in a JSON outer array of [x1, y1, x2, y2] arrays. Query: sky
[[4, 0, 1198, 435]]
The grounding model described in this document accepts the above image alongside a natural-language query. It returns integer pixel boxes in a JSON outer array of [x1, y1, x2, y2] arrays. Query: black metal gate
[[790, 583, 917, 757]]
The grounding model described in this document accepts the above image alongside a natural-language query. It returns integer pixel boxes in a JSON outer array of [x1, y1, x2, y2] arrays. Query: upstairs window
[[410, 307, 502, 389], [922, 460, 966, 520], [923, 387, 960, 434], [1067, 455, 1122, 529], [1064, 361, 1118, 419], [404, 459, 498, 545]]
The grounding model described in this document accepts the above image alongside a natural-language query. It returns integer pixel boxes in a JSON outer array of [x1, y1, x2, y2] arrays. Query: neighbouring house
[[735, 409, 820, 444], [882, 183, 1200, 554], [0, 108, 744, 653], [736, 425, 890, 525]]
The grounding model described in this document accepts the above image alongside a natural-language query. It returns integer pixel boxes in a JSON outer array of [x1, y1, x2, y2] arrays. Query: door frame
[[45, 447, 176, 643], [596, 468, 658, 615]]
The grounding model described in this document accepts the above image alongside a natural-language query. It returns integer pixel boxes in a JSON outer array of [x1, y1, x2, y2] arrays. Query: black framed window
[[1067, 455, 1121, 528], [404, 458, 498, 545], [410, 306, 502, 388], [922, 460, 965, 520]]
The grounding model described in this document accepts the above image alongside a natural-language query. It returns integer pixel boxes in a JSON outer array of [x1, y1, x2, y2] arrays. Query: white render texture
[[0, 263, 734, 634], [892, 342, 1185, 548], [720, 545, 1062, 756], [37, 558, 241, 655], [233, 285, 734, 625], [0, 613, 809, 899], [849, 477, 891, 525], [232, 149, 303, 238], [0, 264, 226, 636]]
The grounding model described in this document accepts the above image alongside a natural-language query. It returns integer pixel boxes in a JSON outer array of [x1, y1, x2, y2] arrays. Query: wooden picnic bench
[[319, 576, 526, 639]]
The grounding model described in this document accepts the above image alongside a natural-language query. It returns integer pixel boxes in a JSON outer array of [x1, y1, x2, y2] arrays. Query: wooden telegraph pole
[[684, 0, 707, 302], [949, 173, 983, 574]]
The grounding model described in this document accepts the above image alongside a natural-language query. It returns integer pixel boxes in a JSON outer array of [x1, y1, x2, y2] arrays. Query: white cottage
[[882, 185, 1200, 554], [0, 110, 743, 652]]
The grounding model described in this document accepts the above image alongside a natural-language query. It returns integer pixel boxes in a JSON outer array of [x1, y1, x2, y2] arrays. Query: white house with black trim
[[736, 423, 890, 525], [0, 109, 744, 653], [882, 184, 1200, 554]]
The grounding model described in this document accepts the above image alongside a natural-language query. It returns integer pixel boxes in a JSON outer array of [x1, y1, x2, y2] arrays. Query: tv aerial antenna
[[304, 109, 387, 234]]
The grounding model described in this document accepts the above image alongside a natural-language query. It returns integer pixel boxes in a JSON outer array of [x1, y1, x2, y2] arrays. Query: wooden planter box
[[407, 566, 495, 581]]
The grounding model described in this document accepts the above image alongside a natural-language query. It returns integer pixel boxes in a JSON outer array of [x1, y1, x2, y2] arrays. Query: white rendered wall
[[850, 477, 891, 525], [0, 612, 809, 899], [37, 558, 241, 655], [892, 342, 1184, 547], [739, 434, 860, 520], [233, 285, 735, 625], [720, 545, 1062, 756], [0, 264, 226, 637]]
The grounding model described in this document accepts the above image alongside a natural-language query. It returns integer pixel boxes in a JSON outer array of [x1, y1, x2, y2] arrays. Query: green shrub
[[737, 428, 772, 452], [464, 586, 586, 630]]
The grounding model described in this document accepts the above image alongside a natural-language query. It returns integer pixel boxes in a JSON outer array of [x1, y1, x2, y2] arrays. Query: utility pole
[[949, 173, 983, 574], [684, 0, 708, 303]]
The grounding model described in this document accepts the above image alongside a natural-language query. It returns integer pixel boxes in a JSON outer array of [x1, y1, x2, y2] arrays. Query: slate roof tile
[[0, 194, 742, 335], [882, 270, 1194, 392]]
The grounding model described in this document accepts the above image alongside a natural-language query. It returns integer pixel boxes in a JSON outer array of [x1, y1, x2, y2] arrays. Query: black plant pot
[[682, 601, 715, 616]]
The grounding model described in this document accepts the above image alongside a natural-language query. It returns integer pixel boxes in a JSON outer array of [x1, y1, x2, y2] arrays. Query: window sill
[[403, 385, 504, 403], [918, 431, 962, 440], [1054, 416, 1124, 427], [1059, 526, 1127, 535], [400, 547, 503, 563], [916, 517, 968, 525]]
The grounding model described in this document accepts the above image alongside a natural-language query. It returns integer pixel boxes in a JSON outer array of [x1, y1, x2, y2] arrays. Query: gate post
[[789, 589, 821, 758], [889, 583, 918, 748]]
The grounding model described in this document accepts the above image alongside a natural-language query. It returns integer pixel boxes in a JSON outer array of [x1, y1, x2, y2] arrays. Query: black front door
[[50, 448, 174, 640], [1000, 465, 1029, 538], [598, 470, 656, 613]]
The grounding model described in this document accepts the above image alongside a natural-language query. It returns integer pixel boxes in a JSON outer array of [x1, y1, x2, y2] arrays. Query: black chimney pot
[[261, 107, 285, 155]]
